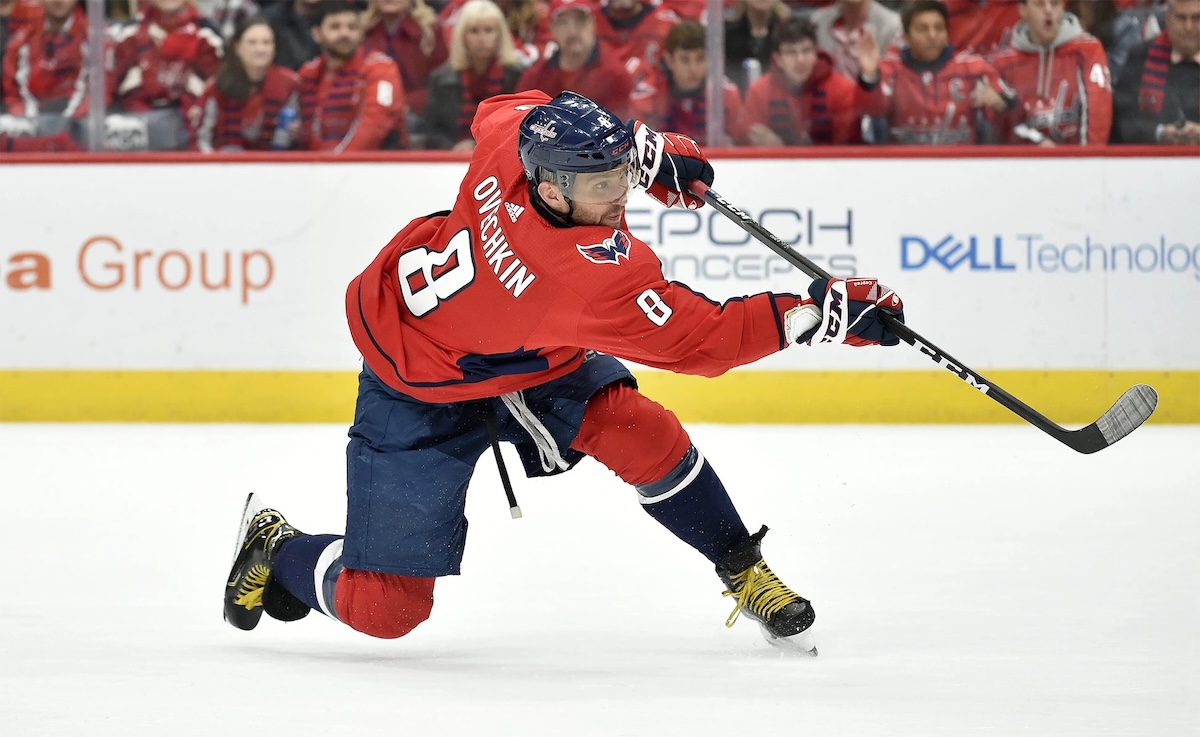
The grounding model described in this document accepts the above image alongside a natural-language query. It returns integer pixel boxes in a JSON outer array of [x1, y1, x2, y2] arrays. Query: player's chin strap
[[528, 179, 578, 228], [483, 405, 522, 519]]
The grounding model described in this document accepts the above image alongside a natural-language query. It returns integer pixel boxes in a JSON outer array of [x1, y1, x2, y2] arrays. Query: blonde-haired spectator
[[438, 0, 548, 67], [724, 0, 792, 93], [362, 0, 448, 115], [423, 0, 522, 150]]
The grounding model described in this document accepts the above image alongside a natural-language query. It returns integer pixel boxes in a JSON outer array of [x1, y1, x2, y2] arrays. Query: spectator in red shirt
[[742, 15, 860, 145], [858, 0, 1015, 144], [362, 0, 447, 116], [422, 0, 523, 150], [989, 0, 1112, 145], [2, 0, 89, 118], [593, 0, 679, 70], [2, 0, 43, 110], [629, 18, 746, 145], [189, 16, 302, 151], [516, 0, 635, 119], [109, 0, 224, 113], [296, 0, 407, 151]]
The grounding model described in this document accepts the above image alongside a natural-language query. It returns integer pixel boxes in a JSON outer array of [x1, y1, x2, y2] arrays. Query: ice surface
[[0, 423, 1195, 737]]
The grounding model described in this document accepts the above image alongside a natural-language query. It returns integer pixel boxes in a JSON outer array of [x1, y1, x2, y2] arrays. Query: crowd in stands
[[0, 0, 1196, 151]]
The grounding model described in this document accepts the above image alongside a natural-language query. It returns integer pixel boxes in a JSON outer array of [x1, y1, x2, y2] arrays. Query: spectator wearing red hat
[[295, 0, 407, 150], [593, 0, 679, 70], [516, 0, 635, 118], [741, 16, 860, 145]]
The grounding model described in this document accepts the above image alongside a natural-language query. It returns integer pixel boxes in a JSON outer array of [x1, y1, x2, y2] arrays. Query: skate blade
[[759, 624, 818, 656], [228, 492, 262, 567]]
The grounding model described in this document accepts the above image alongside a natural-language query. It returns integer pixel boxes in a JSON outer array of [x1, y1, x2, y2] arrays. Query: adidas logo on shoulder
[[504, 202, 525, 223]]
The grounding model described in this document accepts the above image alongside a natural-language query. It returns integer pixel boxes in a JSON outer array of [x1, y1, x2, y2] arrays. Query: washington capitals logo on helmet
[[577, 230, 632, 265]]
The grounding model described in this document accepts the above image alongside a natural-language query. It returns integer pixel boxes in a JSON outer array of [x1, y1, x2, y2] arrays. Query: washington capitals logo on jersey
[[577, 230, 632, 265]]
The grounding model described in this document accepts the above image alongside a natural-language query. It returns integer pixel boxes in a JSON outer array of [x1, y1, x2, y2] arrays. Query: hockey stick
[[691, 182, 1158, 454]]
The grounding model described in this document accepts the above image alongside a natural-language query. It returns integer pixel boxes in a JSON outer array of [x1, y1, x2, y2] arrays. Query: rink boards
[[1, 152, 1197, 422]]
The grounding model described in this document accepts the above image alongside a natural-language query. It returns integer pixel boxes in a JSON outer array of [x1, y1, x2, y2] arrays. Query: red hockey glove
[[628, 120, 715, 210], [804, 278, 905, 347]]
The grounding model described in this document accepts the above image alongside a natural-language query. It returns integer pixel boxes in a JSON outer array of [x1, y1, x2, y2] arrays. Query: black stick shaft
[[692, 182, 1127, 453]]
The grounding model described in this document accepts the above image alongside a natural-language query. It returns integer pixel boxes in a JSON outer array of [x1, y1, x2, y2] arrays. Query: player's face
[[315, 11, 364, 61], [665, 47, 707, 92], [545, 164, 633, 227], [904, 10, 949, 63], [1020, 0, 1065, 47], [236, 23, 276, 73], [463, 19, 502, 63], [1167, 0, 1200, 58], [773, 39, 818, 87]]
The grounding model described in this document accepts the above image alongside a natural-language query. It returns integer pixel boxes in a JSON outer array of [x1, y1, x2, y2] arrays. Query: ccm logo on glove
[[792, 277, 905, 347], [628, 121, 715, 210]]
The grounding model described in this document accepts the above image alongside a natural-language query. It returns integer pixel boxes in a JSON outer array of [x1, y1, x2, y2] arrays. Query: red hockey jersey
[[296, 47, 407, 151], [109, 6, 223, 112], [593, 2, 679, 70], [944, 0, 1021, 55], [628, 63, 747, 145], [2, 6, 89, 116], [347, 91, 805, 403], [189, 65, 301, 151], [862, 48, 1009, 144], [741, 52, 861, 145], [988, 14, 1112, 145], [362, 15, 448, 115], [516, 45, 635, 119]]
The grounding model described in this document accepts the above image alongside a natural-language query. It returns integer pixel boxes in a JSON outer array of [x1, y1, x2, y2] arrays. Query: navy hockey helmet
[[517, 91, 635, 202]]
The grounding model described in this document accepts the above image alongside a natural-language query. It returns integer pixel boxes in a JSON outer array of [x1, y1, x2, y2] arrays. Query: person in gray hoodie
[[989, 0, 1113, 145]]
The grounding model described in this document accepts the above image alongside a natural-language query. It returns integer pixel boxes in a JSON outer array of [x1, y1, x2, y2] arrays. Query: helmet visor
[[556, 157, 637, 204]]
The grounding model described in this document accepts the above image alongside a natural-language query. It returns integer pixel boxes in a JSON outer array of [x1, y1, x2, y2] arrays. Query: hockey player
[[989, 0, 1112, 145], [224, 89, 907, 655]]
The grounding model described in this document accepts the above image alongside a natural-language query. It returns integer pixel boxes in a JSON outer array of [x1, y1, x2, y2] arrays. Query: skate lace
[[233, 564, 271, 610], [722, 561, 799, 628]]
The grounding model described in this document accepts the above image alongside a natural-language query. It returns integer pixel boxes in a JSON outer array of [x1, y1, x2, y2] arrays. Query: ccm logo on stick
[[914, 337, 991, 393]]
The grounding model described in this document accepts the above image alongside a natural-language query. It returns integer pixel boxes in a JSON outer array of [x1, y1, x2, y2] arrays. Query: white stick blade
[[1096, 385, 1159, 447]]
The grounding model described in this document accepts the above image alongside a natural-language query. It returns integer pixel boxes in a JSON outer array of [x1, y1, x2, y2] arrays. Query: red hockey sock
[[570, 382, 692, 486], [334, 569, 435, 639]]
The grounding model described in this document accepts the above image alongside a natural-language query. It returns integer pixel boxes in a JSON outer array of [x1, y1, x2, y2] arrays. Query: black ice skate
[[716, 526, 817, 656], [223, 493, 310, 630]]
